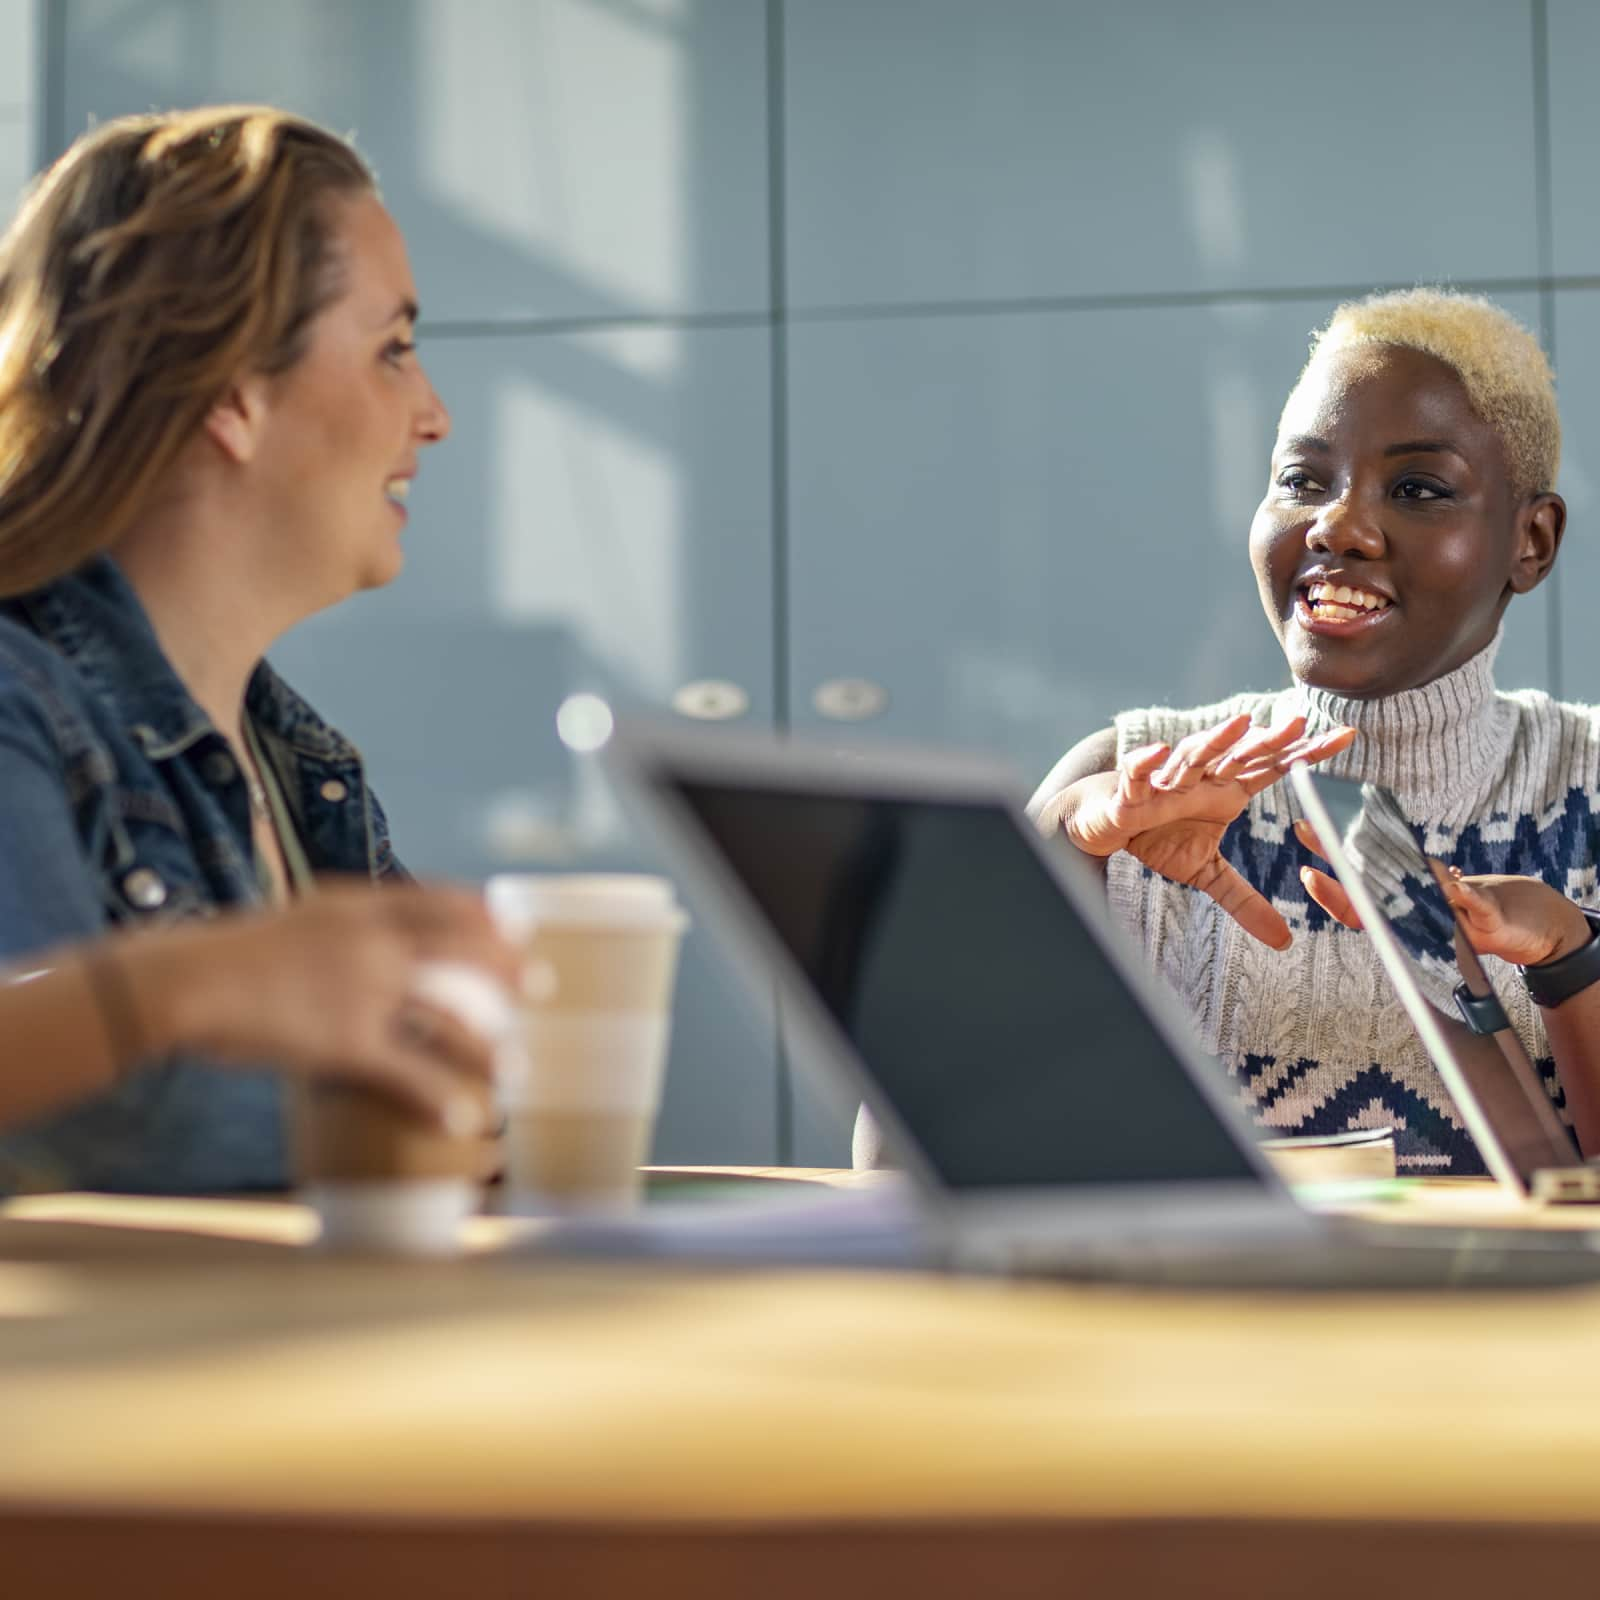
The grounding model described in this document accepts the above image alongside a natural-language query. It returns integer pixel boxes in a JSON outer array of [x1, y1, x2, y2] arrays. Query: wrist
[[1520, 908, 1600, 1009], [1537, 902, 1597, 966], [79, 940, 160, 1082], [1058, 772, 1123, 857], [119, 930, 210, 1059]]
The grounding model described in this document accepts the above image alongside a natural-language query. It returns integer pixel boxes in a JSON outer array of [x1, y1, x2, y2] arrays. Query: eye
[[382, 337, 417, 368], [1275, 467, 1325, 496], [1393, 476, 1449, 501]]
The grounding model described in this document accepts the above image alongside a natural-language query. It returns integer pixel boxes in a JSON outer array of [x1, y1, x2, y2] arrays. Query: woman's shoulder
[[0, 606, 114, 769], [1497, 686, 1600, 756], [0, 608, 85, 714], [1480, 688, 1600, 820]]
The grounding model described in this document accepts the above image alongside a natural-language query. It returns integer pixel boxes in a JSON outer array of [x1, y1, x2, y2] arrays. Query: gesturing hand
[[1068, 713, 1356, 949], [1296, 824, 1593, 970]]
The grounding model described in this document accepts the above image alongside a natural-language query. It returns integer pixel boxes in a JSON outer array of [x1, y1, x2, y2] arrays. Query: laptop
[[1288, 765, 1600, 1205], [607, 723, 1600, 1288]]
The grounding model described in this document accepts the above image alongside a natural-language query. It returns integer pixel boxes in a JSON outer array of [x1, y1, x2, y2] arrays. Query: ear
[[202, 373, 271, 466], [1508, 492, 1566, 595]]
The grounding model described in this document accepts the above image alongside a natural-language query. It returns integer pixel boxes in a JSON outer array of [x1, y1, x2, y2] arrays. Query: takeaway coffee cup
[[486, 874, 689, 1213], [293, 962, 517, 1255]]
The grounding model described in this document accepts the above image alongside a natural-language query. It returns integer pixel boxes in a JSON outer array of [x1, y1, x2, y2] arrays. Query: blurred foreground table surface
[[6, 1173, 1600, 1598]]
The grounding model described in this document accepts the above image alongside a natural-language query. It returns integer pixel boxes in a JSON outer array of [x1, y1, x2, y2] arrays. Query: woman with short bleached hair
[[1022, 287, 1600, 1176], [0, 106, 461, 1192]]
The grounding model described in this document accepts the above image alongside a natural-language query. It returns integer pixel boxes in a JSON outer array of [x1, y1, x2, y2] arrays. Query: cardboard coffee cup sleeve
[[503, 1013, 672, 1113]]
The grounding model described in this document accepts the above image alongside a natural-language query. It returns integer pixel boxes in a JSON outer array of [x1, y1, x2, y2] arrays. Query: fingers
[[1118, 742, 1169, 805], [1291, 816, 1327, 862], [1149, 713, 1255, 791], [318, 879, 522, 986], [1189, 856, 1293, 951], [1118, 718, 1356, 808], [1204, 715, 1306, 781], [1299, 865, 1362, 930], [1280, 724, 1358, 767], [335, 1002, 499, 1133], [1429, 859, 1496, 935], [336, 1048, 495, 1136], [1228, 726, 1356, 793], [394, 1001, 498, 1085]]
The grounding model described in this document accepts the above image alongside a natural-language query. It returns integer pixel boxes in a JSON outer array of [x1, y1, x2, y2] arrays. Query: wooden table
[[6, 1174, 1600, 1598]]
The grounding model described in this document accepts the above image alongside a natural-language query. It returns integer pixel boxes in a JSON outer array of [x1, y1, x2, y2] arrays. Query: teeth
[[385, 478, 411, 502], [1305, 581, 1389, 614]]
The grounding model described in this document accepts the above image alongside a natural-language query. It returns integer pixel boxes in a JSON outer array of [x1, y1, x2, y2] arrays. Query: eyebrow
[[383, 296, 419, 326], [1278, 435, 1330, 455], [1383, 438, 1468, 462]]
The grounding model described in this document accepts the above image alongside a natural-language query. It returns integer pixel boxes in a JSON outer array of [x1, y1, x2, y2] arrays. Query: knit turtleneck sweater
[[1105, 639, 1600, 1174]]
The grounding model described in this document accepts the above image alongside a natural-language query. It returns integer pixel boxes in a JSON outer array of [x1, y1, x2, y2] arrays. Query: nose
[[1305, 494, 1384, 560], [415, 365, 451, 446]]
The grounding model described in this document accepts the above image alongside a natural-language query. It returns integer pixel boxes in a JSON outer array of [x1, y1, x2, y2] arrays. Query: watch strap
[[1453, 979, 1510, 1036], [1520, 909, 1600, 1010]]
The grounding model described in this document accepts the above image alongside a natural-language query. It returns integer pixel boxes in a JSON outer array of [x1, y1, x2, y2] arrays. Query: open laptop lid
[[607, 723, 1297, 1223], [1288, 765, 1577, 1195]]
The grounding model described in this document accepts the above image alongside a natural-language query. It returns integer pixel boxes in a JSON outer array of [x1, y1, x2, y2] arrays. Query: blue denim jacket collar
[[19, 554, 362, 767]]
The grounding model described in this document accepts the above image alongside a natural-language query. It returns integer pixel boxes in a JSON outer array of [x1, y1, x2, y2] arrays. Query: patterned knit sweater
[[1106, 641, 1600, 1174]]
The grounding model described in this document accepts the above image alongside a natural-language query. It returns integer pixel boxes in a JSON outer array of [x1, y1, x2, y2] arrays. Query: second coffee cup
[[292, 961, 516, 1255], [486, 874, 688, 1214]]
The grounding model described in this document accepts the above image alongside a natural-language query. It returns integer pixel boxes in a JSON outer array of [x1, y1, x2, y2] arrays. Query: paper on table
[[509, 1175, 929, 1268]]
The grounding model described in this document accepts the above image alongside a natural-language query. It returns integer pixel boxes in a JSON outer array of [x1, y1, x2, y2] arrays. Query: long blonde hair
[[0, 106, 374, 596]]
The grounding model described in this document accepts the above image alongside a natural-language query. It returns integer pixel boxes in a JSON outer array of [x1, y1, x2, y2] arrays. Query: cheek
[[1411, 526, 1511, 605], [1247, 506, 1298, 595]]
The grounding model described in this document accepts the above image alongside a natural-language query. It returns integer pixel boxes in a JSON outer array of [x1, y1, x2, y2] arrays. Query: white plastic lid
[[486, 873, 687, 935]]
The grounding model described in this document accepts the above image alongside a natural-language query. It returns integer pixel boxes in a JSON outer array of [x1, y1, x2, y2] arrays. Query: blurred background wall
[[3, 1, 1599, 1164]]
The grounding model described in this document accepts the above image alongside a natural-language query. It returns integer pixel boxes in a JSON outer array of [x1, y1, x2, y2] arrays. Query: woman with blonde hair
[[0, 105, 462, 1191], [1025, 288, 1600, 1175]]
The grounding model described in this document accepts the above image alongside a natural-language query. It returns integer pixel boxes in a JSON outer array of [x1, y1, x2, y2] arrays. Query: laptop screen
[[671, 779, 1260, 1190], [1296, 769, 1575, 1184]]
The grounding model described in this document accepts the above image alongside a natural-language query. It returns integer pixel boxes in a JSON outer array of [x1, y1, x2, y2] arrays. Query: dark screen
[[673, 781, 1259, 1190]]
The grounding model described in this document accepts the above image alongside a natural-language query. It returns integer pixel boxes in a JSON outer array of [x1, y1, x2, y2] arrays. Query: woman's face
[[253, 192, 450, 608], [1248, 344, 1553, 699]]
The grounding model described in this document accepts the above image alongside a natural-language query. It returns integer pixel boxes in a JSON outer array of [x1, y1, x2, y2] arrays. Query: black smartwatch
[[1520, 909, 1600, 1010], [1453, 980, 1511, 1036]]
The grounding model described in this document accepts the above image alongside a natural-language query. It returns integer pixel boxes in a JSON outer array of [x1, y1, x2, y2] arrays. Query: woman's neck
[[112, 519, 297, 747]]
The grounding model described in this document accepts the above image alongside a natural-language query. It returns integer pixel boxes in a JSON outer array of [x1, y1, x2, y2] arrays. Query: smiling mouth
[[1297, 580, 1393, 627], [384, 477, 411, 510]]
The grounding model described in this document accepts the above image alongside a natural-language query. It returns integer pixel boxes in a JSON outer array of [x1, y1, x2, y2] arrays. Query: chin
[[1284, 642, 1397, 701], [359, 547, 405, 592]]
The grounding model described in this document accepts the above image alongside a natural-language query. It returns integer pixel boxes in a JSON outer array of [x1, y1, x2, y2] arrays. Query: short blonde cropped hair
[[1290, 287, 1560, 501]]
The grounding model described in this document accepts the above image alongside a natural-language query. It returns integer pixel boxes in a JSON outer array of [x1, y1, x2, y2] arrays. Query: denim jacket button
[[122, 867, 168, 910], [319, 779, 349, 803], [202, 751, 237, 786]]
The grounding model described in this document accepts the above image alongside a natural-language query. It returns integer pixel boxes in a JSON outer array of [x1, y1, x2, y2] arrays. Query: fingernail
[[444, 1095, 484, 1138]]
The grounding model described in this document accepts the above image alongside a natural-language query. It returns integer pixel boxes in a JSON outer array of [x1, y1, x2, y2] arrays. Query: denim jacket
[[0, 556, 401, 1193]]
